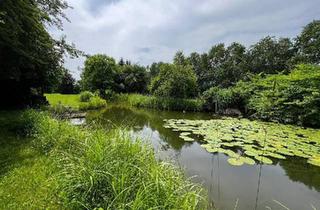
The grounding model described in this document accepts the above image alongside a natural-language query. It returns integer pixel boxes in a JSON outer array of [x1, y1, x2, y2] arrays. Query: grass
[[45, 93, 106, 111], [113, 93, 204, 112], [0, 111, 62, 209], [0, 110, 206, 209]]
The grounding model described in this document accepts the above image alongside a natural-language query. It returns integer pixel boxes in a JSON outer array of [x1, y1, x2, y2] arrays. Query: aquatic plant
[[164, 118, 320, 167]]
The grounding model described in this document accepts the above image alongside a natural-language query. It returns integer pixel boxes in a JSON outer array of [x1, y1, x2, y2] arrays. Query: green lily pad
[[240, 157, 256, 165], [255, 156, 273, 164], [164, 117, 320, 167], [227, 158, 244, 166]]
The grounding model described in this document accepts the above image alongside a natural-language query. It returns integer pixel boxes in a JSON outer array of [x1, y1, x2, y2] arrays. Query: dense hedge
[[202, 64, 320, 127]]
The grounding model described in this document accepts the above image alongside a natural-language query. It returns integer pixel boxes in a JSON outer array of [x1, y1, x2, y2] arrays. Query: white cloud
[[51, 0, 320, 79]]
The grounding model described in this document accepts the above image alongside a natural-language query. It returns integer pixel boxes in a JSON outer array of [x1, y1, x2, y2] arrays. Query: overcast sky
[[50, 0, 320, 79]]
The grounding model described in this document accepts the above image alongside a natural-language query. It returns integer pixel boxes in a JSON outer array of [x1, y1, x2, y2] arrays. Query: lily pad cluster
[[163, 118, 320, 167]]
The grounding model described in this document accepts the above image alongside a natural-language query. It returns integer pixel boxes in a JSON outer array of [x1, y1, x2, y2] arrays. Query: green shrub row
[[202, 64, 320, 127], [112, 93, 204, 112], [23, 110, 206, 209]]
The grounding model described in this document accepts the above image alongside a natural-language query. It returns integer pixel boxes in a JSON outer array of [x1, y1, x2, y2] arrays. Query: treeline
[[77, 20, 320, 127], [79, 20, 319, 97]]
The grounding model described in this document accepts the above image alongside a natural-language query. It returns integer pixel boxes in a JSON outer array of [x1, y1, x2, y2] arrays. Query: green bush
[[202, 87, 235, 112], [79, 96, 107, 111], [247, 64, 320, 127], [23, 110, 205, 209], [149, 64, 198, 98], [79, 91, 94, 102]]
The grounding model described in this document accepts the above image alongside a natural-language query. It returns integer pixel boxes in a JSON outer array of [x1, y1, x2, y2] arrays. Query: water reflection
[[87, 105, 320, 210]]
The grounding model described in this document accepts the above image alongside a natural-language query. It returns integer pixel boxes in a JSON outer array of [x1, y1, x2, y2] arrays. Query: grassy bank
[[112, 93, 204, 112], [45, 93, 106, 111], [0, 110, 205, 209]]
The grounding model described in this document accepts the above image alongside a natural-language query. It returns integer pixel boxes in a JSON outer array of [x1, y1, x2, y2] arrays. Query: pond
[[86, 105, 320, 210]]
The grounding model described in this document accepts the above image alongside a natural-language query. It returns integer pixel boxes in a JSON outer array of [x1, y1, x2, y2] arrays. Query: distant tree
[[295, 20, 320, 64], [247, 36, 294, 74], [118, 57, 125, 66], [149, 64, 197, 98], [173, 51, 188, 66], [81, 54, 118, 94], [119, 64, 148, 93], [221, 42, 248, 87], [149, 62, 165, 78], [58, 69, 76, 94]]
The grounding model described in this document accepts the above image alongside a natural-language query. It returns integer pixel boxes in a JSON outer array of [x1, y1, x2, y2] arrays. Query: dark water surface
[[86, 105, 320, 210]]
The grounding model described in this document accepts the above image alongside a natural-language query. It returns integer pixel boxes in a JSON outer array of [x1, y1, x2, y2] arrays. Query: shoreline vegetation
[[2, 1, 320, 208], [0, 110, 206, 209]]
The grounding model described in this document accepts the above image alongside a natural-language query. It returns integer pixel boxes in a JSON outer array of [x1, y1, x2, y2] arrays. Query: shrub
[[247, 64, 320, 127], [113, 93, 203, 111], [213, 64, 320, 127], [80, 91, 94, 102], [79, 96, 107, 111], [202, 87, 238, 112]]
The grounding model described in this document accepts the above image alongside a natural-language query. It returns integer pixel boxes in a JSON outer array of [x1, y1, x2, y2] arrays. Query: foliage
[[118, 64, 148, 93], [113, 94, 204, 112], [247, 36, 295, 74], [57, 69, 77, 94], [0, 0, 80, 108], [149, 64, 198, 98], [81, 54, 118, 94], [79, 91, 94, 102], [202, 87, 236, 112], [247, 64, 320, 127], [295, 20, 320, 64], [148, 62, 165, 78]]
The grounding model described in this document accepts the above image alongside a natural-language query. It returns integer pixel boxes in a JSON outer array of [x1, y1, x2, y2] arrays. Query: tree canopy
[[149, 64, 197, 98], [81, 54, 118, 94], [0, 0, 79, 107]]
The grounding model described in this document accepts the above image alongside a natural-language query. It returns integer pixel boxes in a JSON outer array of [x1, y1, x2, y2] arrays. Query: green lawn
[[45, 93, 106, 111], [45, 93, 80, 108]]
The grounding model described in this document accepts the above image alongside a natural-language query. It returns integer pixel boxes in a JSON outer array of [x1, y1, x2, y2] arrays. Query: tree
[[0, 0, 80, 108], [81, 54, 118, 94], [221, 42, 248, 87], [247, 36, 294, 74], [58, 69, 76, 94], [173, 51, 188, 66], [295, 20, 320, 64], [149, 64, 197, 98], [119, 64, 148, 93], [149, 62, 165, 78]]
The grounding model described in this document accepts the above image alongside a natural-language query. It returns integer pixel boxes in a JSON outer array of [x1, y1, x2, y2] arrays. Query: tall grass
[[113, 93, 204, 112], [22, 110, 206, 209]]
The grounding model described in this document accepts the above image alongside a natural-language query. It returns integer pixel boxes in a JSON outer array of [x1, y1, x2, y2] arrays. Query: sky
[[50, 0, 320, 79]]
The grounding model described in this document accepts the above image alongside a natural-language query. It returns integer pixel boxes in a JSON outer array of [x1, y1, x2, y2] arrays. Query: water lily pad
[[164, 117, 320, 167], [255, 156, 273, 164], [240, 157, 256, 165], [307, 155, 320, 167], [227, 157, 244, 166]]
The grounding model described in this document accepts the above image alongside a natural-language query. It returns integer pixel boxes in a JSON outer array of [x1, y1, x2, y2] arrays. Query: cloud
[[51, 0, 320, 79]]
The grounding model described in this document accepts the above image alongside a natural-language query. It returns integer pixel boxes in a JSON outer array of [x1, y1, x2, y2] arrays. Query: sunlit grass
[[45, 93, 106, 111]]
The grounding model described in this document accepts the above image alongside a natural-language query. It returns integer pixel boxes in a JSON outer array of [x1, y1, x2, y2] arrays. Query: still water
[[86, 105, 320, 210]]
